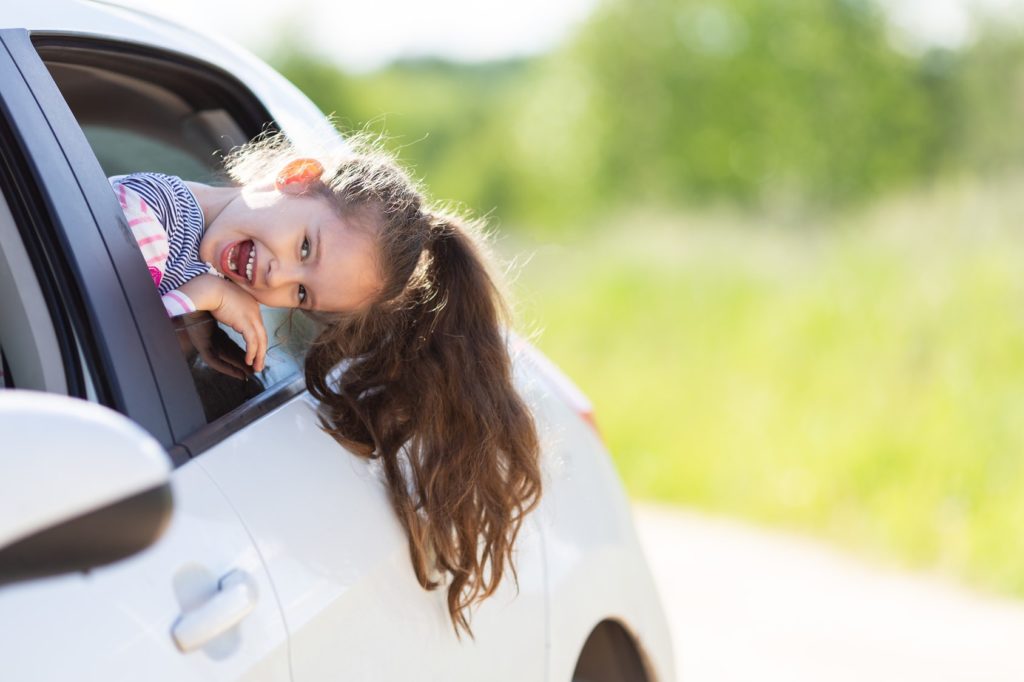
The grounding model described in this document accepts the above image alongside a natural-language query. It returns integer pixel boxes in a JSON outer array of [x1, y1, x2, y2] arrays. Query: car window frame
[[24, 30, 313, 460], [0, 28, 191, 449]]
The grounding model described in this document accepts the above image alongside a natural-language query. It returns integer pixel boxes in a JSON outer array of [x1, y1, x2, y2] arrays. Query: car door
[[0, 29, 290, 681], [190, 392, 550, 681], [22, 21, 548, 679]]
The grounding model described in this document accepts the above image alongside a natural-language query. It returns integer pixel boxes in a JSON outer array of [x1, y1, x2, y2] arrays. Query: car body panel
[[518, 354, 676, 682], [195, 392, 548, 681], [0, 461, 291, 681]]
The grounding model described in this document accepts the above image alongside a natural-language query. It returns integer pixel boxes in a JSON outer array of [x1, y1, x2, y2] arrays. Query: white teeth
[[228, 245, 237, 271], [245, 250, 254, 282]]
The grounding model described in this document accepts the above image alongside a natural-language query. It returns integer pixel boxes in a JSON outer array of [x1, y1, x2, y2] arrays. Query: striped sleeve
[[161, 290, 197, 317], [109, 172, 203, 237], [109, 173, 206, 318], [113, 181, 170, 289], [108, 172, 209, 296]]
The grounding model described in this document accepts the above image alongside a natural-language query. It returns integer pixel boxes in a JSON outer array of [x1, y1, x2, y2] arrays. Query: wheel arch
[[571, 618, 658, 682]]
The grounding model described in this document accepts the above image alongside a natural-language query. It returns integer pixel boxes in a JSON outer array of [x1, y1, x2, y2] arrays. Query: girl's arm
[[161, 290, 197, 317], [176, 274, 268, 371]]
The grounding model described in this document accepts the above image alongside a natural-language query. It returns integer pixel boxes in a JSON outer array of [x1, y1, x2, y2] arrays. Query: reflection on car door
[[0, 465, 291, 682], [194, 393, 548, 680], [0, 29, 290, 681]]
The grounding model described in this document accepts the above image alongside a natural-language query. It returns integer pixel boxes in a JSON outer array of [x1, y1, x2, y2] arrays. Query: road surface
[[632, 503, 1024, 682]]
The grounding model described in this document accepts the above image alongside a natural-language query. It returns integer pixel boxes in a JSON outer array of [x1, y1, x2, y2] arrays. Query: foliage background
[[266, 0, 1024, 596]]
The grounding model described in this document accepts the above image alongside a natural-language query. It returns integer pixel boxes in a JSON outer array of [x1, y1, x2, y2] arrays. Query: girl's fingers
[[241, 326, 257, 366], [256, 320, 269, 372]]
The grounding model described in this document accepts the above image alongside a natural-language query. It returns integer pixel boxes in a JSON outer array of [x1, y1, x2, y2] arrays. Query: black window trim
[[0, 28, 181, 450], [179, 375, 308, 456], [27, 31, 312, 461], [0, 94, 84, 399]]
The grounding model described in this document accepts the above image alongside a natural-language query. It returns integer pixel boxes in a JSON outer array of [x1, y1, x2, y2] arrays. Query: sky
[[114, 0, 1024, 71], [115, 0, 596, 71], [883, 0, 1024, 49]]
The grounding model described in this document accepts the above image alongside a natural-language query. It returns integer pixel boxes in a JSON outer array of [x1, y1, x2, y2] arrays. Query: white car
[[0, 2, 675, 680]]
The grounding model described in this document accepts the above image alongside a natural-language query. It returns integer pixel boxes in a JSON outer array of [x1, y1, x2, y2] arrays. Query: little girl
[[111, 134, 542, 637], [111, 154, 380, 374]]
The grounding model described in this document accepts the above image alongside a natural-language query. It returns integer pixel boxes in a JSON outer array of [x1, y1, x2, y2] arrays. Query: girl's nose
[[266, 257, 298, 290]]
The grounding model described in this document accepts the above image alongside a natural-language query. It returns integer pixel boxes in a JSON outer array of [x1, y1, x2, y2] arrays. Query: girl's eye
[[301, 236, 311, 259], [298, 284, 307, 305]]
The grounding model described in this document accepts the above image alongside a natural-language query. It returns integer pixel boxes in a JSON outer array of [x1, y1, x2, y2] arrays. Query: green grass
[[510, 175, 1024, 596]]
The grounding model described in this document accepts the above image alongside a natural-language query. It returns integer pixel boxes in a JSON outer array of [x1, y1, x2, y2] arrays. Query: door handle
[[172, 570, 259, 653]]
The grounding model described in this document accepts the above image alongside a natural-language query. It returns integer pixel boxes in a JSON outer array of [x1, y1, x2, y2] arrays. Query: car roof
[[1, 0, 340, 150]]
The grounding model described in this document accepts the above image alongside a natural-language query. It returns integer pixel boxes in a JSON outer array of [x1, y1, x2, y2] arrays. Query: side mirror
[[0, 391, 173, 585]]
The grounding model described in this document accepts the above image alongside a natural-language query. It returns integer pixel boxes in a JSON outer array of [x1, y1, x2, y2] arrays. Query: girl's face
[[198, 187, 382, 312]]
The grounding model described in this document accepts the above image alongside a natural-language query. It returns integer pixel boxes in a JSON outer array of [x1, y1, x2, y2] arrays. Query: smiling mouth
[[223, 240, 256, 284]]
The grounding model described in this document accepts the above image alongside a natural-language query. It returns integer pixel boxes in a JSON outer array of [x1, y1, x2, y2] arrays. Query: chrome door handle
[[172, 570, 259, 653]]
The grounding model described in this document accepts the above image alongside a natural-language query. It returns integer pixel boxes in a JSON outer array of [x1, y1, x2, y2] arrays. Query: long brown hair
[[223, 131, 542, 637]]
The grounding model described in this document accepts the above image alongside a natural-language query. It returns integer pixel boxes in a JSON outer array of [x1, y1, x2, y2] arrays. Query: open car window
[[33, 35, 316, 437]]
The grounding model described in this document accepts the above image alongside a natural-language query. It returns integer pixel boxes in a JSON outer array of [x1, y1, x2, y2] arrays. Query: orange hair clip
[[275, 158, 325, 191]]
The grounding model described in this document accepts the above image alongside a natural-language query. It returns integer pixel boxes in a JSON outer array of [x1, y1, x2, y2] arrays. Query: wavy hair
[[222, 130, 542, 637]]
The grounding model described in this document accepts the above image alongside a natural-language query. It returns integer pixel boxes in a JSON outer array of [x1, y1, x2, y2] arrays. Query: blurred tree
[[271, 44, 531, 220], [510, 0, 953, 216], [954, 23, 1024, 175], [265, 1, 1024, 231]]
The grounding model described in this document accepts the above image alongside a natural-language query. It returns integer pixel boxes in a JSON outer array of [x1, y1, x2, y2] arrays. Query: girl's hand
[[210, 284, 268, 372], [178, 275, 268, 371], [181, 315, 251, 380]]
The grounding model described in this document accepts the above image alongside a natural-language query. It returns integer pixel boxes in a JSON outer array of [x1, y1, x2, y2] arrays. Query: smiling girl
[[111, 156, 382, 372], [108, 133, 541, 638]]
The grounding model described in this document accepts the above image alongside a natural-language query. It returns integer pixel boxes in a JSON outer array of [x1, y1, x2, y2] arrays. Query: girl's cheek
[[246, 289, 273, 307], [253, 289, 289, 309]]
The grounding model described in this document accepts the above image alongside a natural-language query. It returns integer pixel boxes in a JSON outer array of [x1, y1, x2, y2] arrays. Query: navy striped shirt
[[108, 172, 211, 295]]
